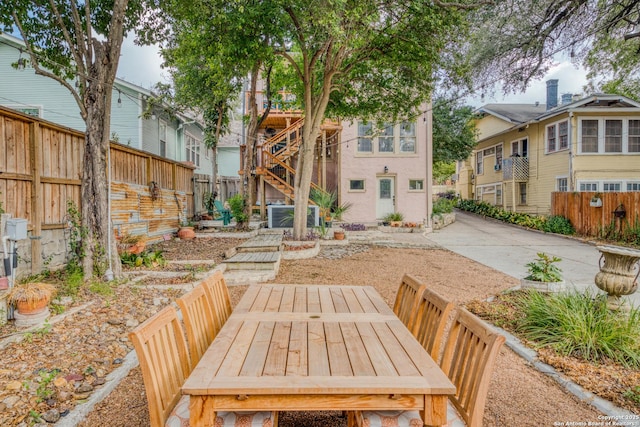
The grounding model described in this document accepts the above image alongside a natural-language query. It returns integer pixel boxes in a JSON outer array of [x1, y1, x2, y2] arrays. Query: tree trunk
[[242, 66, 261, 230]]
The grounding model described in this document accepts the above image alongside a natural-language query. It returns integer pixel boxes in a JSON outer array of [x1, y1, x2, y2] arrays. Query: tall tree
[[464, 0, 640, 98], [432, 99, 477, 164], [0, 1, 147, 279], [272, 1, 472, 239]]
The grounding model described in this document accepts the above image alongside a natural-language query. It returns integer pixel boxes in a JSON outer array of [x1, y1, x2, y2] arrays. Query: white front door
[[376, 176, 395, 219]]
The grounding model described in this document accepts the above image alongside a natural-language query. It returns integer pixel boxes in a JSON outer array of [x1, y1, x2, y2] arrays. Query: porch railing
[[502, 157, 529, 181]]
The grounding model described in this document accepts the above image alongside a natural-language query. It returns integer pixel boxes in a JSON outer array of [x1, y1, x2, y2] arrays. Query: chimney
[[546, 79, 558, 110], [561, 93, 573, 105]]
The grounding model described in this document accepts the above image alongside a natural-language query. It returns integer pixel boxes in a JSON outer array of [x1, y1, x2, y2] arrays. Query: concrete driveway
[[425, 210, 640, 307]]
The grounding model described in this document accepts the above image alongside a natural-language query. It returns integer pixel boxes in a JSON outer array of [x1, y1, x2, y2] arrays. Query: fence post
[[29, 121, 42, 274]]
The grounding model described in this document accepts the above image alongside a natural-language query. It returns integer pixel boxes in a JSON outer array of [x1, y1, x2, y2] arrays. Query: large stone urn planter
[[595, 245, 640, 310]]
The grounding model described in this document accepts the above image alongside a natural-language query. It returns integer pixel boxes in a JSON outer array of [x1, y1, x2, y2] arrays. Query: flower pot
[[390, 221, 402, 227], [520, 278, 566, 293], [177, 226, 196, 240], [334, 230, 345, 240], [590, 198, 602, 207], [0, 276, 8, 290], [16, 297, 50, 315], [595, 245, 640, 309]]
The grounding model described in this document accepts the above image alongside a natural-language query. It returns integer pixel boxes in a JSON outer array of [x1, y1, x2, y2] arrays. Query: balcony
[[502, 157, 529, 181]]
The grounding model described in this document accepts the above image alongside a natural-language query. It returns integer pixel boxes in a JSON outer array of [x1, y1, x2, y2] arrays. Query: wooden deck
[[183, 284, 455, 427]]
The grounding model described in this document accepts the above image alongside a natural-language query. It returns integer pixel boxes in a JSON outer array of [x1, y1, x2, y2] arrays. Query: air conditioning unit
[[267, 205, 319, 228], [494, 164, 501, 171]]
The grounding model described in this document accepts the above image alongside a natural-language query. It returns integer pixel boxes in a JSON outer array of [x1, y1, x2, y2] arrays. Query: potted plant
[[521, 252, 566, 293], [7, 282, 57, 315], [116, 232, 146, 254], [384, 212, 404, 227], [333, 228, 345, 240], [202, 191, 217, 216], [590, 193, 602, 207]]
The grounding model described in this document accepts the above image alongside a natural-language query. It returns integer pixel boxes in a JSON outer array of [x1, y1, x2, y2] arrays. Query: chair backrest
[[392, 274, 427, 328], [129, 306, 191, 427], [202, 270, 232, 330], [177, 284, 218, 366], [440, 307, 505, 427], [410, 287, 454, 359]]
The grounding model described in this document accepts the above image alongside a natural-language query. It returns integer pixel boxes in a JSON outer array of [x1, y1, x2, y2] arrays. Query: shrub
[[524, 252, 563, 282], [227, 194, 249, 225], [432, 197, 455, 216], [542, 215, 575, 235], [516, 290, 640, 367], [383, 212, 404, 222], [342, 223, 366, 231]]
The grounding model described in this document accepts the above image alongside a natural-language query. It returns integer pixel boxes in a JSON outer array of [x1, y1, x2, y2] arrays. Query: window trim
[[556, 176, 568, 192], [185, 132, 201, 167], [6, 105, 42, 118], [349, 179, 366, 192], [356, 120, 417, 156], [578, 117, 640, 154], [546, 119, 569, 154], [408, 179, 425, 192]]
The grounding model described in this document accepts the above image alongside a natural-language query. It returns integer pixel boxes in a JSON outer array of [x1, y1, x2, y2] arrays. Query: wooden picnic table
[[182, 284, 455, 427]]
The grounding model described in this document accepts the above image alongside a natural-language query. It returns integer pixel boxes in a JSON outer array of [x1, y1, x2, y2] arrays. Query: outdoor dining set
[[129, 271, 506, 427]]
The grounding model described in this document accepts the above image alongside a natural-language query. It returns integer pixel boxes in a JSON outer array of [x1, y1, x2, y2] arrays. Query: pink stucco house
[[242, 87, 433, 228]]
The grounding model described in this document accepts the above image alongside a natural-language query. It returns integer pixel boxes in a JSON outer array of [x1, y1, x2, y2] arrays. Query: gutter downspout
[[425, 101, 433, 232], [568, 111, 574, 191]]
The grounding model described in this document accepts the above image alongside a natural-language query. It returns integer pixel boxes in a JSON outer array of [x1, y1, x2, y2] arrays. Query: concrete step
[[224, 251, 281, 271], [236, 234, 284, 253]]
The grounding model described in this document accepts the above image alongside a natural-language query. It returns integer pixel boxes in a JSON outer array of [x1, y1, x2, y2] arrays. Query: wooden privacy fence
[[551, 191, 640, 236], [0, 106, 194, 273]]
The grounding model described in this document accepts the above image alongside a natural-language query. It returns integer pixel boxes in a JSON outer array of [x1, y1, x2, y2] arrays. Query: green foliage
[[227, 194, 248, 226], [202, 191, 216, 214], [457, 199, 547, 230], [432, 99, 478, 163], [66, 201, 87, 266], [433, 161, 456, 184], [35, 368, 60, 402], [432, 198, 456, 217], [310, 188, 336, 220], [624, 386, 640, 405], [541, 215, 576, 235], [384, 212, 404, 222], [88, 280, 114, 297], [120, 250, 166, 269], [516, 291, 640, 368], [0, 192, 4, 214], [599, 215, 640, 248], [525, 253, 563, 283]]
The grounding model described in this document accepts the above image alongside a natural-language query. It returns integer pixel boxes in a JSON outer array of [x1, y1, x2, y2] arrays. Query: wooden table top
[[183, 284, 455, 397]]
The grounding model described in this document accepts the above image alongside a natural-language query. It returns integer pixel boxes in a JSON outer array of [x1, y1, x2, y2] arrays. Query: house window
[[185, 133, 201, 167], [581, 120, 599, 153], [399, 122, 416, 153], [11, 106, 41, 117], [476, 151, 483, 175], [349, 179, 365, 191], [409, 179, 424, 191], [511, 138, 528, 157], [604, 120, 622, 153], [483, 147, 495, 156], [356, 120, 416, 154], [378, 124, 394, 152], [357, 122, 373, 153], [495, 145, 503, 169], [519, 183, 527, 204], [603, 182, 621, 192], [557, 177, 568, 192], [496, 186, 502, 205], [628, 182, 640, 191], [629, 120, 640, 153], [547, 124, 557, 152], [159, 120, 167, 157], [559, 121, 569, 149], [579, 182, 598, 191]]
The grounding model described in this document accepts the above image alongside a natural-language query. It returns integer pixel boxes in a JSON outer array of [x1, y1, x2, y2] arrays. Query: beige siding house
[[458, 80, 640, 215]]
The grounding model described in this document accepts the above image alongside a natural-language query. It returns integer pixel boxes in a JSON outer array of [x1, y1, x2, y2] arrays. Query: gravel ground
[[0, 236, 614, 426]]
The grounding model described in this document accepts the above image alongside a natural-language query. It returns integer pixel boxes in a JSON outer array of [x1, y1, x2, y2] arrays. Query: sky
[[117, 36, 590, 109]]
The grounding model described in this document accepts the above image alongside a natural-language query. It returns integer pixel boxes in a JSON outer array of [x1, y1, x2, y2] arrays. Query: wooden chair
[[392, 274, 427, 329], [202, 270, 232, 330], [410, 287, 454, 359], [129, 306, 191, 427], [176, 285, 217, 367], [352, 308, 505, 427], [131, 306, 279, 427]]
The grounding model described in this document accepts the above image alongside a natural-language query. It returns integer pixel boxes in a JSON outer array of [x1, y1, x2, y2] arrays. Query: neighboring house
[[244, 82, 433, 226], [0, 32, 211, 181], [457, 79, 640, 215]]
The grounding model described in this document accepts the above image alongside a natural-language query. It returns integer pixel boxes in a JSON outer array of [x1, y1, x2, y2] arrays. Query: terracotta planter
[[0, 276, 8, 290], [16, 297, 50, 315], [177, 226, 196, 240], [390, 221, 402, 227], [334, 230, 345, 240]]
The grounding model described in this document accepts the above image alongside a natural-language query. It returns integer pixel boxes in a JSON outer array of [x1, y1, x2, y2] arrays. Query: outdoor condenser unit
[[268, 205, 319, 228]]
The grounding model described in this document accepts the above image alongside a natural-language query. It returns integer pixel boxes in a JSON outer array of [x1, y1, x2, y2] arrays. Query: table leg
[[189, 395, 217, 427], [421, 394, 448, 427]]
